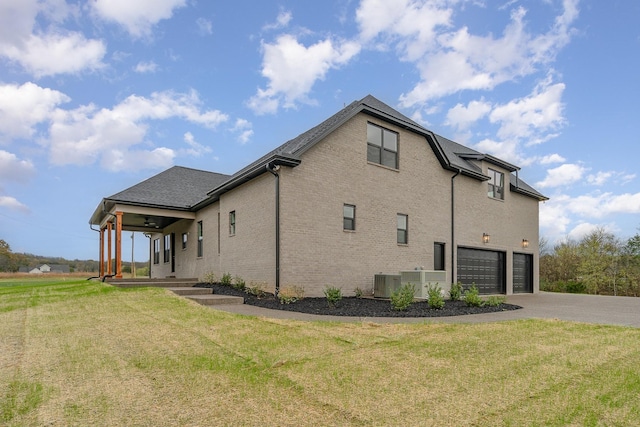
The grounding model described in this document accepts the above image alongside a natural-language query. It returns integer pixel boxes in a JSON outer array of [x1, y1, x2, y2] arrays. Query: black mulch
[[196, 283, 522, 318]]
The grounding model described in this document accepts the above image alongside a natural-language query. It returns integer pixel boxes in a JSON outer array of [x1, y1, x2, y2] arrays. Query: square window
[[367, 123, 398, 169], [397, 214, 408, 244], [343, 204, 356, 231]]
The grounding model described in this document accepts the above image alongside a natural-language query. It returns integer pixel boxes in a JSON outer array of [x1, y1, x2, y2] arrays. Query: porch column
[[107, 221, 113, 275], [99, 227, 105, 277], [115, 211, 123, 278]]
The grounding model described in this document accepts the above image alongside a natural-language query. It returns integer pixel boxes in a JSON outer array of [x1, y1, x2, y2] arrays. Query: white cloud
[[0, 150, 35, 183], [0, 1, 105, 77], [0, 196, 29, 213], [489, 76, 565, 142], [587, 171, 613, 186], [90, 0, 187, 38], [101, 147, 175, 172], [263, 10, 292, 31], [196, 18, 213, 35], [134, 61, 158, 73], [539, 153, 566, 164], [536, 163, 586, 188], [392, 1, 579, 106], [567, 222, 609, 242], [181, 132, 212, 157], [0, 82, 69, 140], [445, 99, 492, 131], [46, 90, 228, 170], [248, 34, 361, 114], [232, 119, 253, 144]]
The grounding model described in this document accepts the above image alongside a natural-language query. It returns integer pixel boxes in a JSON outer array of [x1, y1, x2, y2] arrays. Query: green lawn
[[1, 278, 639, 426]]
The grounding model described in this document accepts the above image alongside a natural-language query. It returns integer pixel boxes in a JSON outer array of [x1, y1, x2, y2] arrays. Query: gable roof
[[91, 94, 547, 225]]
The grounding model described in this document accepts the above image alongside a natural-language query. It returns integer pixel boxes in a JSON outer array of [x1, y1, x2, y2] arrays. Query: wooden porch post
[[115, 211, 123, 278], [99, 227, 105, 277], [107, 221, 112, 275]]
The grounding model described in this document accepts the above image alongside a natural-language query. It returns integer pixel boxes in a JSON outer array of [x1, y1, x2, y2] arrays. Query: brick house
[[90, 95, 547, 297]]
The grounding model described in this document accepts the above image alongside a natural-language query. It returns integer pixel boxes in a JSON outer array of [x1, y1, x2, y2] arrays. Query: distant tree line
[[0, 239, 148, 274], [540, 227, 640, 296]]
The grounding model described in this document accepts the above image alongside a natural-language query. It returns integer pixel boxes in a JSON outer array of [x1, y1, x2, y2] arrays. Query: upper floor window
[[488, 168, 504, 200], [343, 204, 356, 231], [397, 214, 408, 245], [229, 211, 236, 236], [367, 123, 398, 169], [197, 221, 203, 258]]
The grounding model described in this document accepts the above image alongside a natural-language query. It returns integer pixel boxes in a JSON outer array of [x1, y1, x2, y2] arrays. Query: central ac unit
[[400, 270, 448, 299], [373, 274, 401, 298]]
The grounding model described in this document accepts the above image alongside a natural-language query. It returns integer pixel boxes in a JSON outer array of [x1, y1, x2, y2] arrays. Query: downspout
[[451, 168, 461, 286], [144, 233, 152, 278], [266, 163, 281, 297]]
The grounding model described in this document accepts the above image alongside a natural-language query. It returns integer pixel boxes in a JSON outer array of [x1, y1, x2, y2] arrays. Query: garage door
[[513, 253, 533, 293], [457, 247, 505, 294]]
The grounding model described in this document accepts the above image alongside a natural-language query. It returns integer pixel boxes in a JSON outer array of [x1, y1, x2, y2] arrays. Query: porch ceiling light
[[482, 233, 490, 244]]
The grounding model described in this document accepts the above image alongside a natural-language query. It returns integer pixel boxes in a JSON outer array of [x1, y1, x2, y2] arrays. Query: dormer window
[[488, 168, 504, 200], [367, 123, 398, 169]]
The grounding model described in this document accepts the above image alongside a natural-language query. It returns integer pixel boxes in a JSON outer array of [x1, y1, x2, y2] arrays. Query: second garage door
[[457, 247, 506, 294]]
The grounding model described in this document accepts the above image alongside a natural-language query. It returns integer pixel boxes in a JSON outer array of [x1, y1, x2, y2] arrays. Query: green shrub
[[245, 282, 266, 298], [463, 285, 483, 307], [390, 283, 415, 311], [232, 276, 246, 290], [202, 271, 218, 285], [278, 285, 305, 304], [354, 287, 364, 298], [426, 284, 445, 309], [220, 273, 232, 286], [566, 281, 587, 294], [449, 282, 463, 301], [484, 295, 506, 307], [324, 286, 342, 307]]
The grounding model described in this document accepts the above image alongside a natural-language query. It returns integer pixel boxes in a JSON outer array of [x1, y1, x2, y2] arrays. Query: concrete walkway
[[211, 292, 640, 328]]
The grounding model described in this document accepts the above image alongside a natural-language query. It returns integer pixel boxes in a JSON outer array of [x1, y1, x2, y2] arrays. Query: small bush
[[566, 281, 587, 294], [245, 282, 266, 298], [232, 276, 246, 290], [484, 295, 506, 307], [426, 284, 445, 309], [324, 286, 342, 307], [220, 273, 232, 286], [449, 282, 463, 301], [390, 283, 415, 311], [202, 271, 218, 285], [463, 285, 483, 307], [278, 285, 305, 304], [354, 287, 364, 298]]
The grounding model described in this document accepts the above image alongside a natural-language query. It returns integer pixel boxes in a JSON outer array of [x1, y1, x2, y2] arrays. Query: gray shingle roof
[[107, 166, 230, 209]]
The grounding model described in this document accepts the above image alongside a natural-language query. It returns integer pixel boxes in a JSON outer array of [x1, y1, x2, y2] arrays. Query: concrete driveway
[[213, 292, 640, 328]]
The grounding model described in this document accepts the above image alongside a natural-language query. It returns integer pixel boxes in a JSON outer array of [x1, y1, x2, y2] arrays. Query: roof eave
[[510, 184, 549, 201]]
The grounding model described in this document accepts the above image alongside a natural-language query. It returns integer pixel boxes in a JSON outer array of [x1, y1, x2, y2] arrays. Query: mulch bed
[[196, 283, 522, 318]]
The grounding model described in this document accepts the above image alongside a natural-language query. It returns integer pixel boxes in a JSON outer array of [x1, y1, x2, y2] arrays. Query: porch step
[[167, 287, 212, 296], [107, 278, 199, 288], [185, 294, 244, 306]]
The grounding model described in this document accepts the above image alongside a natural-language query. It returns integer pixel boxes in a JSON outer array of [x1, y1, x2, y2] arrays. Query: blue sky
[[1, 0, 639, 261]]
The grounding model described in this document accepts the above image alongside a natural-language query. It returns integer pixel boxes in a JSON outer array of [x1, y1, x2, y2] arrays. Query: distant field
[[2, 278, 640, 426]]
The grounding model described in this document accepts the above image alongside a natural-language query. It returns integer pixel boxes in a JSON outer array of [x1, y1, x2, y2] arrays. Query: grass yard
[[1, 278, 640, 426]]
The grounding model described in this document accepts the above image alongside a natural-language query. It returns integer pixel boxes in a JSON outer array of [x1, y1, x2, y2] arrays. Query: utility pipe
[[266, 163, 281, 297]]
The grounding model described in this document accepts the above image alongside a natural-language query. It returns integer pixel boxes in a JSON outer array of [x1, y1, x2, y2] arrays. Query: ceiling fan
[[144, 217, 157, 228]]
